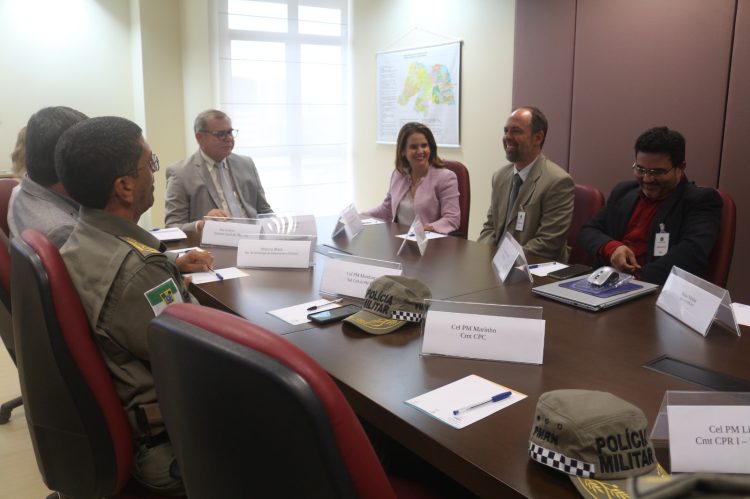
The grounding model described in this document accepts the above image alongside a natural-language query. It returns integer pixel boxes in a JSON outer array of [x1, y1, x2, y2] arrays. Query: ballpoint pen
[[528, 262, 557, 269], [452, 391, 512, 416], [207, 265, 224, 281], [307, 298, 343, 311]]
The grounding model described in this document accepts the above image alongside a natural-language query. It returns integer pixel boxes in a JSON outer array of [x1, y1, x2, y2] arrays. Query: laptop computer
[[532, 275, 659, 311]]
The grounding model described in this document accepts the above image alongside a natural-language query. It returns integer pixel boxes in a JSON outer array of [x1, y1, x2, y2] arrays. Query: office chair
[[704, 189, 736, 288], [11, 229, 170, 499], [0, 180, 22, 424], [149, 303, 438, 499], [443, 161, 471, 238], [568, 183, 605, 265]]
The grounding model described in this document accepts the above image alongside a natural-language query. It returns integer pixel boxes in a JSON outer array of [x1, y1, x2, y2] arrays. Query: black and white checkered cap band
[[529, 442, 595, 478], [391, 310, 423, 322]]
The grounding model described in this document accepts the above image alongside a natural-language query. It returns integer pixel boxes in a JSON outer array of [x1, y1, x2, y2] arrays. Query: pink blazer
[[364, 166, 460, 234]]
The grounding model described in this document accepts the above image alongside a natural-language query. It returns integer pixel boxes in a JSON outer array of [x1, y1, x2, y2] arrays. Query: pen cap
[[343, 276, 431, 335]]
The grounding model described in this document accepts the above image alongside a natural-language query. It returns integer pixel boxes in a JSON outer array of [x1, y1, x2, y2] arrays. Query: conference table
[[182, 218, 750, 498]]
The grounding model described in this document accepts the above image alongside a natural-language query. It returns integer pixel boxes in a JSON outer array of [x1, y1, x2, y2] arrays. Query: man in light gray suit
[[165, 109, 272, 232], [477, 107, 574, 261]]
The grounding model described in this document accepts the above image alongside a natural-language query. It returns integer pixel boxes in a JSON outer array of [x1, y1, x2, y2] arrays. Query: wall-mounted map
[[377, 41, 461, 147]]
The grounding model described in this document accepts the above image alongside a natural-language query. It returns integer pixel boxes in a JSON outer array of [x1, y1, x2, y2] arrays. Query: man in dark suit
[[578, 126, 722, 285], [165, 109, 272, 232]]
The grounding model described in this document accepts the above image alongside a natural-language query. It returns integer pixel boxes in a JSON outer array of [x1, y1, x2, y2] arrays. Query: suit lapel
[[224, 156, 249, 213], [615, 188, 641, 238], [496, 167, 514, 233], [195, 154, 222, 208]]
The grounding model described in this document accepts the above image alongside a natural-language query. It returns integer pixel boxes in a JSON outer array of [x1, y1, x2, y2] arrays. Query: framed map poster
[[376, 41, 461, 147]]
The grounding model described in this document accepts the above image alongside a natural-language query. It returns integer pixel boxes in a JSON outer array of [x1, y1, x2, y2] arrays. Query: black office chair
[[0, 224, 22, 424]]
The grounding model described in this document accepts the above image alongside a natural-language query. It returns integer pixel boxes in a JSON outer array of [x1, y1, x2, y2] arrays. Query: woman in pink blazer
[[364, 123, 460, 234]]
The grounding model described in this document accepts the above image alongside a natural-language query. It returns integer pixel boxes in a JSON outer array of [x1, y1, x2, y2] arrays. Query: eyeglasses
[[148, 153, 160, 173], [632, 163, 674, 178], [200, 129, 238, 140]]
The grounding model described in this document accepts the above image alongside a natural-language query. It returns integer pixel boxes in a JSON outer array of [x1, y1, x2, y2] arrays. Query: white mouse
[[587, 266, 620, 287]]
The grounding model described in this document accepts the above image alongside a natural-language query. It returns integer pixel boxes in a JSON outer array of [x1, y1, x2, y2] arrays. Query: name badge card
[[656, 266, 740, 337], [397, 218, 428, 256], [421, 301, 545, 364], [492, 232, 532, 283], [320, 256, 402, 299], [667, 404, 750, 473], [201, 219, 261, 247], [237, 239, 312, 269], [332, 204, 364, 239]]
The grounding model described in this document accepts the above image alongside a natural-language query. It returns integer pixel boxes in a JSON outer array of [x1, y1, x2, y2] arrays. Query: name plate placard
[[492, 232, 532, 283], [656, 266, 740, 336], [237, 239, 312, 269], [667, 405, 750, 473], [332, 204, 364, 239], [320, 258, 402, 299], [201, 220, 261, 247], [421, 301, 545, 364]]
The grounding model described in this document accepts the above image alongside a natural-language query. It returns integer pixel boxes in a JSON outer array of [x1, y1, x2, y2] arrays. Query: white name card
[[421, 310, 545, 364], [320, 259, 402, 299], [657, 268, 727, 336], [332, 204, 364, 238], [667, 405, 750, 473], [201, 220, 261, 247], [236, 239, 311, 269], [492, 232, 531, 282]]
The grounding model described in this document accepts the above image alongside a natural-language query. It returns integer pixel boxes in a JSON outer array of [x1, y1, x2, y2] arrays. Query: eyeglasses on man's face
[[201, 129, 239, 140], [148, 153, 160, 173], [631, 163, 674, 178]]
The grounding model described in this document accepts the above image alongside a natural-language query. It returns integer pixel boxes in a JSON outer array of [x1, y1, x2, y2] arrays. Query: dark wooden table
[[187, 218, 750, 498]]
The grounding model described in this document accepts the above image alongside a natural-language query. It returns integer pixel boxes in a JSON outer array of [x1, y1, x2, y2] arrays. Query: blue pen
[[528, 262, 557, 269], [452, 391, 512, 416], [207, 265, 224, 281]]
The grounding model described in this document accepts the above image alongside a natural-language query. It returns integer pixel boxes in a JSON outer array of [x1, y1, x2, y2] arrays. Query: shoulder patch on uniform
[[144, 278, 184, 316], [118, 236, 160, 257]]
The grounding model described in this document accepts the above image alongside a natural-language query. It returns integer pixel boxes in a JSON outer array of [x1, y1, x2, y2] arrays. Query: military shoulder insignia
[[144, 278, 184, 316], [119, 236, 160, 258]]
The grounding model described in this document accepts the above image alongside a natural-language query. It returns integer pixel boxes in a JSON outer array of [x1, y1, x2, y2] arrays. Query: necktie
[[497, 173, 523, 244], [215, 162, 242, 218]]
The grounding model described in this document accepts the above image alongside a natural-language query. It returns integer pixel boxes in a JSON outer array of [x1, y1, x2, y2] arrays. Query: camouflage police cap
[[343, 275, 431, 335], [529, 389, 668, 498]]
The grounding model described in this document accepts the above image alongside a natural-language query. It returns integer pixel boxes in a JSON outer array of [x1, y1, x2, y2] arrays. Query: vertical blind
[[216, 0, 350, 215]]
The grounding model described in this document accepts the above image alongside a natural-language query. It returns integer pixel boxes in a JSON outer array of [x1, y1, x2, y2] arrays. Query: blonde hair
[[11, 126, 27, 177]]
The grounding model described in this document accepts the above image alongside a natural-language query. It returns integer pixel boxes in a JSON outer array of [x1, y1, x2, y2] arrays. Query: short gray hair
[[194, 109, 230, 133]]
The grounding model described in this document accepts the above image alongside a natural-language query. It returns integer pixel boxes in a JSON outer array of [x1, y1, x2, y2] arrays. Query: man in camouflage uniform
[[57, 116, 213, 495]]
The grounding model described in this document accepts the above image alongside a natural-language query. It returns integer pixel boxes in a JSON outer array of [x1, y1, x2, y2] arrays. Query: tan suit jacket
[[478, 154, 574, 261]]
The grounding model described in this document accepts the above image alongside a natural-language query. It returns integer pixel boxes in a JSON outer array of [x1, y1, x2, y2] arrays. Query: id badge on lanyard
[[654, 223, 669, 257]]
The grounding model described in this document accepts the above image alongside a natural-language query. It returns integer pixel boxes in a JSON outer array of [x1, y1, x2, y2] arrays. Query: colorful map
[[397, 62, 456, 115]]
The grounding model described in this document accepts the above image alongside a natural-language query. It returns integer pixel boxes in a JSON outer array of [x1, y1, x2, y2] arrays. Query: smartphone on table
[[307, 304, 361, 324], [547, 264, 593, 281]]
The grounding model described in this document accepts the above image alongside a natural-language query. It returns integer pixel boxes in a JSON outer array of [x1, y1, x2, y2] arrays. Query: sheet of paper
[[186, 267, 248, 284], [268, 300, 343, 325], [528, 262, 568, 277], [731, 302, 750, 327], [166, 246, 201, 255], [396, 231, 447, 241], [151, 227, 187, 241], [361, 218, 385, 225], [405, 374, 526, 429]]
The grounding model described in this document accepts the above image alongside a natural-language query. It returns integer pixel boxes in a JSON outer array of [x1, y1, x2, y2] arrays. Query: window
[[216, 0, 350, 215]]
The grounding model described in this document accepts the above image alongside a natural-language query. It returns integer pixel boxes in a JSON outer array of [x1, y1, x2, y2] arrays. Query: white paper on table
[[185, 267, 248, 284], [529, 262, 568, 277], [361, 218, 385, 225], [396, 232, 448, 241], [166, 246, 201, 255], [731, 302, 750, 327], [267, 300, 343, 325], [151, 227, 188, 241], [406, 374, 526, 429]]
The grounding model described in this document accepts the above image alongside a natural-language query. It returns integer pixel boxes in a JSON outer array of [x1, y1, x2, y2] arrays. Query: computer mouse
[[587, 266, 620, 287]]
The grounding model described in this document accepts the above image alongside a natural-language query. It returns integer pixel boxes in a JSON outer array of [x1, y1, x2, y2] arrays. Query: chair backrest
[[705, 189, 736, 288], [148, 303, 396, 499], [11, 229, 133, 498], [0, 178, 18, 238], [443, 161, 471, 238], [0, 230, 14, 361], [568, 184, 605, 265]]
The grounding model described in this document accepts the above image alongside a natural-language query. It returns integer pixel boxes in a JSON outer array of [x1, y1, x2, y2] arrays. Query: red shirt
[[599, 194, 663, 267]]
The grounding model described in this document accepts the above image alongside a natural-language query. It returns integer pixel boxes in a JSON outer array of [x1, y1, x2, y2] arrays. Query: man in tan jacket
[[478, 107, 574, 261]]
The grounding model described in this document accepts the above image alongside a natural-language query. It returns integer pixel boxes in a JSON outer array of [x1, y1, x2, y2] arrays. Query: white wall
[[0, 0, 136, 167], [350, 0, 516, 239]]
